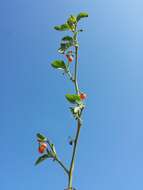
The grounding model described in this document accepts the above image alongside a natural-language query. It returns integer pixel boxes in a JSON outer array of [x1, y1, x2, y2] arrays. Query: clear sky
[[0, 0, 143, 190]]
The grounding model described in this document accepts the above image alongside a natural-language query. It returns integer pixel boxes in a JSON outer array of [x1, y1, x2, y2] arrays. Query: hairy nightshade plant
[[35, 12, 88, 190]]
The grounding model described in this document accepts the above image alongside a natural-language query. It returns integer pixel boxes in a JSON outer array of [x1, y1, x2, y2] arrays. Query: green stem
[[74, 46, 79, 94], [68, 119, 82, 189], [66, 68, 74, 82], [68, 31, 82, 189], [55, 157, 69, 175], [46, 140, 69, 175]]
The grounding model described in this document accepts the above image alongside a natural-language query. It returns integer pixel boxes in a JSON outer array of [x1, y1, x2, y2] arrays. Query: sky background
[[0, 0, 143, 190]]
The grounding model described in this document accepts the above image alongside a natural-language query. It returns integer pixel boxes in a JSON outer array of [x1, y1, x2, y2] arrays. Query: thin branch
[[55, 157, 69, 175], [74, 46, 79, 94], [46, 140, 69, 175], [66, 69, 74, 82]]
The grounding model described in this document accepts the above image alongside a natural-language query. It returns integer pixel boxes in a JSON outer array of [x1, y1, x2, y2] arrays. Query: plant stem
[[68, 119, 82, 189], [68, 31, 82, 189], [66, 68, 74, 82], [46, 140, 69, 175], [74, 46, 79, 94], [55, 157, 69, 175]]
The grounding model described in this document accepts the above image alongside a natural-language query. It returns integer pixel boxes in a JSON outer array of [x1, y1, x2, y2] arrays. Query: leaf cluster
[[54, 12, 88, 32], [53, 12, 88, 54]]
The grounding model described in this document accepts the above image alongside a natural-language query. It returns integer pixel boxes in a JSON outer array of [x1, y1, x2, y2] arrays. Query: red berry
[[66, 51, 74, 63], [38, 143, 47, 154], [40, 143, 47, 148], [38, 146, 45, 154], [79, 93, 87, 100], [68, 55, 73, 62]]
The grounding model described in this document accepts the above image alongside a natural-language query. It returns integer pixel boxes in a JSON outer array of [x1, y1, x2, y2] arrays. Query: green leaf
[[65, 94, 81, 104], [37, 133, 47, 142], [67, 15, 77, 24], [54, 23, 70, 31], [62, 36, 73, 42], [51, 60, 66, 70], [67, 15, 77, 31], [35, 154, 51, 166], [76, 12, 88, 22], [58, 42, 73, 54]]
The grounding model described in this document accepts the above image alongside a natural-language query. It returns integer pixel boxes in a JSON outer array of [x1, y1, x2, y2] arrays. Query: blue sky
[[0, 0, 143, 189]]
